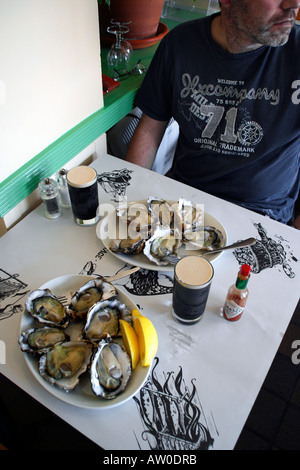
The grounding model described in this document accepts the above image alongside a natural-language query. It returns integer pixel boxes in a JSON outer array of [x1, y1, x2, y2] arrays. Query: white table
[[1, 154, 300, 451]]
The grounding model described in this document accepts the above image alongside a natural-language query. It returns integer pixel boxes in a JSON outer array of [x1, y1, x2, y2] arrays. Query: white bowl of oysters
[[19, 275, 152, 409], [98, 197, 227, 271]]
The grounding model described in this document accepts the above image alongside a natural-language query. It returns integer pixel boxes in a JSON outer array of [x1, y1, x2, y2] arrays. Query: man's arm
[[126, 113, 168, 169], [293, 214, 300, 229]]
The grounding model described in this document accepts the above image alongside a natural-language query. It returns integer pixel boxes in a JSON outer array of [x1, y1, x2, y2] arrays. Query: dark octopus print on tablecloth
[[233, 222, 297, 278], [133, 357, 216, 450], [118, 269, 173, 296], [97, 168, 133, 202], [0, 269, 29, 321]]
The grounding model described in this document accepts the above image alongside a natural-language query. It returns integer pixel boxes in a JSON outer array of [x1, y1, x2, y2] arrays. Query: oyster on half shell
[[143, 226, 182, 266], [90, 336, 131, 400], [117, 201, 151, 231], [18, 327, 69, 355], [109, 209, 148, 255], [25, 289, 69, 328], [147, 197, 173, 227], [38, 340, 93, 391], [184, 226, 224, 251], [66, 277, 117, 321], [83, 299, 132, 342], [174, 197, 204, 232], [109, 236, 145, 255], [147, 196, 203, 234]]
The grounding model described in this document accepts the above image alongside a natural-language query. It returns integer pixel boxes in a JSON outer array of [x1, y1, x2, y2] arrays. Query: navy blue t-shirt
[[135, 14, 300, 224]]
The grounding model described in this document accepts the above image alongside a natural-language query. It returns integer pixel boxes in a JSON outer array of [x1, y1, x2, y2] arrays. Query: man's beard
[[256, 13, 295, 47], [255, 26, 292, 47], [230, 1, 295, 48]]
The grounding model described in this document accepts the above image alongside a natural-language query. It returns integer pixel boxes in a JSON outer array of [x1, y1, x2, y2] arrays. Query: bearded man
[[126, 1, 300, 228]]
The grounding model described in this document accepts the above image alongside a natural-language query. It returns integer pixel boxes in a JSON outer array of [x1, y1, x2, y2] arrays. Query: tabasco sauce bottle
[[223, 264, 251, 322]]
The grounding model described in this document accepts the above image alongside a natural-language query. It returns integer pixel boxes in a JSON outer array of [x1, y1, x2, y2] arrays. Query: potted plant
[[98, 0, 166, 41]]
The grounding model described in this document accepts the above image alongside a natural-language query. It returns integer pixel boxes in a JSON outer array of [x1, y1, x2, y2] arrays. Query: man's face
[[229, 0, 299, 47]]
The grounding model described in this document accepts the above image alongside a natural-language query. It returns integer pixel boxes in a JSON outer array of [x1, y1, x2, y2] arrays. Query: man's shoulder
[[280, 23, 300, 57], [294, 22, 300, 32], [289, 23, 300, 42]]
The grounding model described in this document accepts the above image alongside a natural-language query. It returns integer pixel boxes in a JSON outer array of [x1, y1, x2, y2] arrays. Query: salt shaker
[[57, 168, 71, 209], [38, 177, 62, 219]]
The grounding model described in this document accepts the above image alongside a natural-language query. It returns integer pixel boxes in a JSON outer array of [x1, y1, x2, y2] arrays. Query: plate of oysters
[[98, 197, 227, 272], [18, 274, 153, 409]]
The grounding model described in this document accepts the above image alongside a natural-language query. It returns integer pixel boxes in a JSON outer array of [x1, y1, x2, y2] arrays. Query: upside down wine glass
[[110, 18, 133, 57], [107, 25, 132, 80], [206, 0, 221, 15]]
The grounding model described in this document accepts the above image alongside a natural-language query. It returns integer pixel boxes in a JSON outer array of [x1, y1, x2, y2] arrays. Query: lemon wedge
[[132, 309, 142, 321], [119, 319, 140, 370], [132, 310, 158, 367]]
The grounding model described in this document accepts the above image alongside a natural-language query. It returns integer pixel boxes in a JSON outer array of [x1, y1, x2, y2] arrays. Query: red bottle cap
[[240, 264, 251, 277]]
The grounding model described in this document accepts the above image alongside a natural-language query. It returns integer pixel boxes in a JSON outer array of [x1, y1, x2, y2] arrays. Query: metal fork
[[56, 266, 140, 305], [57, 295, 71, 306], [168, 237, 256, 265]]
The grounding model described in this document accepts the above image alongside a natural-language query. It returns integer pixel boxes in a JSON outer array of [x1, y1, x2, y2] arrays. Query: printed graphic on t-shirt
[[178, 73, 281, 158]]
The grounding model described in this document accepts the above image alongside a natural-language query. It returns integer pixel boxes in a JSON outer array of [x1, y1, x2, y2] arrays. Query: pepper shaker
[[57, 168, 71, 209], [38, 177, 62, 219]]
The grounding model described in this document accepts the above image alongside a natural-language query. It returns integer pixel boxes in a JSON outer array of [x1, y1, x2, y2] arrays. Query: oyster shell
[[25, 289, 69, 328], [112, 202, 150, 252], [90, 336, 131, 399], [147, 196, 203, 235], [109, 236, 145, 255], [147, 197, 173, 227], [39, 340, 93, 391], [175, 197, 204, 233], [67, 277, 117, 321], [83, 299, 132, 342], [117, 201, 151, 229], [18, 327, 69, 355], [184, 226, 224, 251], [143, 226, 182, 266]]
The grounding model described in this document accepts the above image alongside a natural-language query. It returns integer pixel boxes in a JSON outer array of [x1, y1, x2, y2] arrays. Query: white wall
[[0, 0, 103, 183]]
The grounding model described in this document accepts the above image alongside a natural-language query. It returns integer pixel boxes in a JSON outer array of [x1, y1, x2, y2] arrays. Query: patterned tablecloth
[[1, 154, 300, 451]]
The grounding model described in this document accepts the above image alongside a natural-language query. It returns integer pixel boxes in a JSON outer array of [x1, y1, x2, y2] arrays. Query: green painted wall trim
[[0, 87, 138, 218]]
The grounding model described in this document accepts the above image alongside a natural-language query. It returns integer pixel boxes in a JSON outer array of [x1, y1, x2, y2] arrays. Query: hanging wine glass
[[206, 0, 221, 15], [110, 18, 133, 57], [107, 25, 132, 81]]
